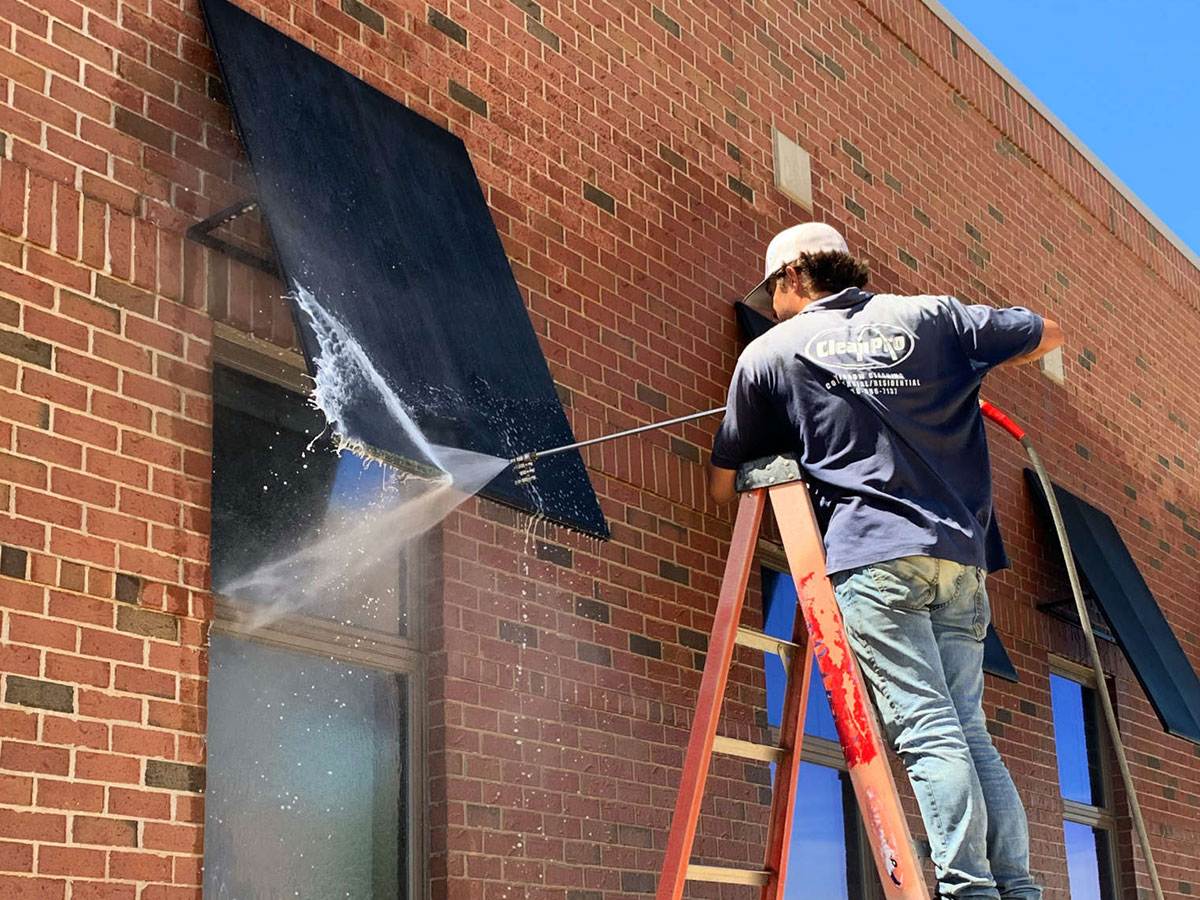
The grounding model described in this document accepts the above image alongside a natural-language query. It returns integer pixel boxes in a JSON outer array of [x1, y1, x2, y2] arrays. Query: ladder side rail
[[760, 638, 814, 900], [656, 489, 767, 900]]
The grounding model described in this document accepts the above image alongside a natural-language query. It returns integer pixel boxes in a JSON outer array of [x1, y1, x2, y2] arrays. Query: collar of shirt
[[801, 287, 874, 313]]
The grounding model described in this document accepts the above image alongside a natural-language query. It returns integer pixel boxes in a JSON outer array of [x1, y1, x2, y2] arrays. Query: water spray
[[510, 407, 725, 484]]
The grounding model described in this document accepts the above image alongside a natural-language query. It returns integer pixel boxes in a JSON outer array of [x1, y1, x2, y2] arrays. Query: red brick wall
[[0, 1, 1197, 899]]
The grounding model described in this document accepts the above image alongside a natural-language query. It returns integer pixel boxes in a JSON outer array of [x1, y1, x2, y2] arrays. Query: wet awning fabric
[[1026, 471, 1200, 744], [199, 0, 608, 538], [733, 301, 1020, 681]]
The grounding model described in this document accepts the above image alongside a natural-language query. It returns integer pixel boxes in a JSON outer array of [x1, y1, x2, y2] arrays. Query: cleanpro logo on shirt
[[805, 324, 916, 370]]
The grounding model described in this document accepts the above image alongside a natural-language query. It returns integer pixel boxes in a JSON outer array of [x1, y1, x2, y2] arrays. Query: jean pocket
[[971, 571, 991, 640], [867, 556, 938, 610]]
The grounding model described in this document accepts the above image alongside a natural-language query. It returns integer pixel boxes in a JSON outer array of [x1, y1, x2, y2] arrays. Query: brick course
[[0, 0, 1196, 898]]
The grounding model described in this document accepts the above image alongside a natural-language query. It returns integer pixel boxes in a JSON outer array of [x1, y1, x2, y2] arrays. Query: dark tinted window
[[1061, 821, 1115, 900], [1050, 674, 1104, 806], [210, 366, 339, 589], [211, 365, 407, 634], [761, 568, 874, 899], [786, 763, 856, 900], [762, 567, 838, 741]]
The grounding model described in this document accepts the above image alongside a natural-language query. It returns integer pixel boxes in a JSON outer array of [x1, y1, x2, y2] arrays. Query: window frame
[[1048, 654, 1121, 899], [209, 325, 430, 900], [760, 547, 886, 900]]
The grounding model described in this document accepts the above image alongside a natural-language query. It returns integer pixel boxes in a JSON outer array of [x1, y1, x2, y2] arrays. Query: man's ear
[[783, 264, 805, 297]]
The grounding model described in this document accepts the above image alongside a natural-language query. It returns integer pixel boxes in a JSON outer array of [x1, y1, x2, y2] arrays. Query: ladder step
[[735, 626, 798, 659], [712, 734, 783, 763], [686, 864, 772, 886]]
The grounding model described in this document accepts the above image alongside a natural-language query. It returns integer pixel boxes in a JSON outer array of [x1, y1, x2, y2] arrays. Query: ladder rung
[[712, 734, 783, 763], [686, 864, 771, 886], [735, 626, 798, 659]]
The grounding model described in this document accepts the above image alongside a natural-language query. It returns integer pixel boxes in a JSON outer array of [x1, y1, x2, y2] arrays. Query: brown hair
[[771, 250, 869, 295]]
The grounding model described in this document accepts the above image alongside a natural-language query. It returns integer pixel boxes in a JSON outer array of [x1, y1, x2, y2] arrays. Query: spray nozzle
[[512, 452, 539, 485]]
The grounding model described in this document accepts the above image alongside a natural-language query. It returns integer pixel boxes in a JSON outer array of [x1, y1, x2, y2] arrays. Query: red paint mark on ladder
[[799, 571, 878, 768]]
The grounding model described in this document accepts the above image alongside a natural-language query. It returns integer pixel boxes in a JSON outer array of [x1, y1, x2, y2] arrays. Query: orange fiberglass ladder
[[657, 452, 930, 900]]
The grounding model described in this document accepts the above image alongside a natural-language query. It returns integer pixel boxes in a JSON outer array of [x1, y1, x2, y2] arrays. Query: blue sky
[[938, 0, 1199, 257]]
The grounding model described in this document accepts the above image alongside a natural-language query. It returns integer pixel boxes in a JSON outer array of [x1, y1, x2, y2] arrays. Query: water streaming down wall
[[198, 4, 617, 890]]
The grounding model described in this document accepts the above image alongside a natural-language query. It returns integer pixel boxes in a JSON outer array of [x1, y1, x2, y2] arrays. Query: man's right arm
[[709, 352, 772, 504], [707, 462, 738, 505], [999, 316, 1063, 367]]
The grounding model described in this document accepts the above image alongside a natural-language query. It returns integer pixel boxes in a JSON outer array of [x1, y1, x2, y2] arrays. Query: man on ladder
[[708, 223, 1063, 899]]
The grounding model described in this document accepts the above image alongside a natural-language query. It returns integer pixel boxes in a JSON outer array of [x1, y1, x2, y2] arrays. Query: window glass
[[761, 568, 869, 899], [782, 763, 855, 900], [203, 634, 407, 900], [211, 365, 406, 635], [1062, 821, 1115, 900], [1049, 674, 1103, 805], [1051, 671, 1117, 898], [762, 567, 837, 741]]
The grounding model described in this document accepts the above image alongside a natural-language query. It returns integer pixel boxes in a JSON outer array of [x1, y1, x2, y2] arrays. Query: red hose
[[979, 399, 1026, 441]]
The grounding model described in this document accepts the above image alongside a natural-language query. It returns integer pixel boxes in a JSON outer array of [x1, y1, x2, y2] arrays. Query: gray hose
[[1023, 437, 1164, 900]]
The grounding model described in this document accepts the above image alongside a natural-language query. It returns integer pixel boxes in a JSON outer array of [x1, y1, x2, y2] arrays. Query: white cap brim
[[740, 275, 774, 312]]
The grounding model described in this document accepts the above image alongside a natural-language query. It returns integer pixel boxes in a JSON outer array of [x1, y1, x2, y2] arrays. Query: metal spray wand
[[510, 407, 725, 484]]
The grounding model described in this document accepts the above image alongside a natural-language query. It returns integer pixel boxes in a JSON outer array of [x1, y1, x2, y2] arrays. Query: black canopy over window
[[200, 0, 607, 538], [1026, 471, 1200, 745]]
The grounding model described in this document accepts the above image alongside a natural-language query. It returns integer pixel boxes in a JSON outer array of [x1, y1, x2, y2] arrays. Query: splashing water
[[219, 444, 508, 630], [214, 282, 510, 628], [294, 282, 445, 471]]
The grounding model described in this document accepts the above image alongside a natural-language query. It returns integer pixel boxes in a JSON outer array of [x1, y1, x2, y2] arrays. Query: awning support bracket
[[1037, 596, 1117, 643], [186, 199, 280, 277]]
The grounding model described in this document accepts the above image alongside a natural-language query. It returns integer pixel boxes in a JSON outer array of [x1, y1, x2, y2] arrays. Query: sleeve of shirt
[[944, 297, 1044, 374], [710, 353, 775, 470]]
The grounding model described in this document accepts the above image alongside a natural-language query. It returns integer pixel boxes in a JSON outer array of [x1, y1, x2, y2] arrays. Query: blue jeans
[[830, 556, 1041, 899]]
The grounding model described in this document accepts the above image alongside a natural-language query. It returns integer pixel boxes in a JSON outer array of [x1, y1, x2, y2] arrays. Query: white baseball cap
[[741, 222, 849, 310]]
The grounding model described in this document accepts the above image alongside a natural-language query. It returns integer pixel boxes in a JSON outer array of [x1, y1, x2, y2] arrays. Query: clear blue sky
[[938, 0, 1199, 257]]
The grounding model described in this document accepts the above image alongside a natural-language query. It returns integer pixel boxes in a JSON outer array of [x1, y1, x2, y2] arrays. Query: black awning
[[199, 0, 607, 538], [1026, 471, 1200, 744], [983, 625, 1019, 682], [735, 301, 776, 344]]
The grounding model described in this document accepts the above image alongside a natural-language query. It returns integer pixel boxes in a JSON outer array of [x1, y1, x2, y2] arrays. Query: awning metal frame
[[1037, 593, 1118, 644], [186, 198, 280, 277]]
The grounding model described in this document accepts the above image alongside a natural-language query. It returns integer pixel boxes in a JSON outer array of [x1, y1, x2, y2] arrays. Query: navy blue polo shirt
[[711, 289, 1043, 575]]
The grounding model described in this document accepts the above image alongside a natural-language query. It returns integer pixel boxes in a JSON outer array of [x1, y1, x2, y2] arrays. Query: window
[[1049, 664, 1119, 900], [208, 365, 412, 635], [761, 567, 882, 900], [204, 355, 425, 900], [205, 637, 409, 900]]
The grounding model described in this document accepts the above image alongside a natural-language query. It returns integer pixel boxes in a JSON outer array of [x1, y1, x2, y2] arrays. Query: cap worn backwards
[[742, 222, 849, 311]]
